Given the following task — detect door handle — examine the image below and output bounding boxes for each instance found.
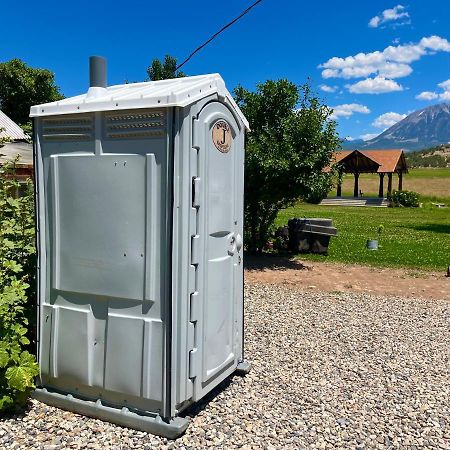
[228,234,236,256]
[228,233,242,256]
[235,233,243,252]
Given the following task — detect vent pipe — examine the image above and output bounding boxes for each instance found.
[87,56,107,98]
[90,56,107,88]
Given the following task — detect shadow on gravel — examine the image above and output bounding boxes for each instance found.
[1,400,33,420]
[179,375,235,419]
[244,253,311,272]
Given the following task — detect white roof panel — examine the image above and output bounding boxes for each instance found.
[30,74,249,130]
[0,110,29,141]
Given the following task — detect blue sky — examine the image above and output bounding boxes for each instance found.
[1,0,449,139]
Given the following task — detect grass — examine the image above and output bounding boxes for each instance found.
[276,201,450,271]
[339,167,450,203]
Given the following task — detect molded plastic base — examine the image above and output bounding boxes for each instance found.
[235,360,251,375]
[33,388,189,439]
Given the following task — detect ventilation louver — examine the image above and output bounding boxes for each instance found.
[105,111,166,139]
[42,116,94,141]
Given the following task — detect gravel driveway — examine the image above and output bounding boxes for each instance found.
[2,283,449,449]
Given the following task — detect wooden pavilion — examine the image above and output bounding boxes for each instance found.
[333,149,408,198]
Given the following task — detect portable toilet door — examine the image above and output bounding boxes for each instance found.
[31,57,250,438]
[191,101,245,401]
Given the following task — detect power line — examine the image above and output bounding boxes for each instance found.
[176,0,264,71]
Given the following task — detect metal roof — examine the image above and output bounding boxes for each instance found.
[30,74,250,130]
[0,110,29,141]
[0,141,33,166]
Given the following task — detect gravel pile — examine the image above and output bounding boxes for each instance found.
[2,283,450,449]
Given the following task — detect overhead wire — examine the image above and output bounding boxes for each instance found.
[176,0,264,71]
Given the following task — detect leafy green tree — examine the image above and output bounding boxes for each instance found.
[147,55,186,81]
[0,59,63,127]
[234,80,340,253]
[0,159,38,411]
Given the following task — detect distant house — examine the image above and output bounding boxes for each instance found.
[332,149,408,198]
[0,110,33,181]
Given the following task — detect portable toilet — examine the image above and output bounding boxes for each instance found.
[31,56,249,438]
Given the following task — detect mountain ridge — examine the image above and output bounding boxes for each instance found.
[343,103,450,151]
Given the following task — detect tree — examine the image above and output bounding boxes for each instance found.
[0,59,63,126]
[234,80,340,253]
[147,55,186,81]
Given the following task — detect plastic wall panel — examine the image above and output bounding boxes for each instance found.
[104,316,163,402]
[204,258,234,379]
[50,154,147,300]
[52,306,94,385]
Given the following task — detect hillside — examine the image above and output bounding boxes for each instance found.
[405,144,450,168]
[343,103,450,152]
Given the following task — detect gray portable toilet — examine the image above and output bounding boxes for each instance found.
[31,57,249,438]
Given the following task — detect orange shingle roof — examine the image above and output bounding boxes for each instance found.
[333,149,407,173]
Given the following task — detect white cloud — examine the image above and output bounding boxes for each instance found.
[360,133,379,141]
[417,78,450,100]
[347,76,403,94]
[369,5,410,28]
[369,16,381,28]
[319,35,450,80]
[319,84,338,93]
[420,36,450,52]
[372,112,407,129]
[438,79,450,91]
[416,91,439,100]
[330,103,371,119]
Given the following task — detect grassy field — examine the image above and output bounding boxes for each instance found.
[339,168,450,202]
[276,200,450,271]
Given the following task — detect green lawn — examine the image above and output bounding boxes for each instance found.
[404,168,450,178]
[276,202,450,271]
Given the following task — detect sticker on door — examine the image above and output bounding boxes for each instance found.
[212,120,232,153]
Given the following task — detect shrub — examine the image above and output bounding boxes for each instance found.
[388,190,420,208]
[0,159,38,412]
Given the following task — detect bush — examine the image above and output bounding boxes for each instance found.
[303,185,330,204]
[388,190,420,207]
[0,159,38,412]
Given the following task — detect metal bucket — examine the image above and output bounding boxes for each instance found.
[366,239,379,250]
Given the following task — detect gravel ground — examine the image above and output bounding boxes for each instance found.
[1,283,450,449]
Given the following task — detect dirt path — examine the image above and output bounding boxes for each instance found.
[245,255,450,300]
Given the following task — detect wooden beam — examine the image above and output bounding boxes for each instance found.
[353,173,359,198]
[378,173,385,198]
[387,173,393,195]
[337,170,342,197]
[398,171,403,191]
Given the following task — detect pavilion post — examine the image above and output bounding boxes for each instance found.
[337,170,342,197]
[378,173,385,198]
[353,172,359,197]
[387,173,393,195]
[398,172,403,190]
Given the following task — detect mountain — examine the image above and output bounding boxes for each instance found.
[343,103,450,151]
